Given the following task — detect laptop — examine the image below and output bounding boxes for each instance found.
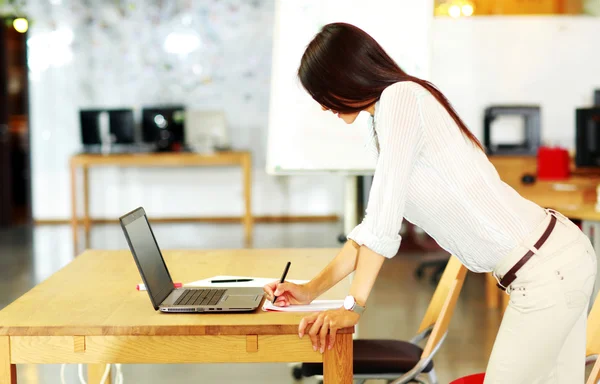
[120,207,264,313]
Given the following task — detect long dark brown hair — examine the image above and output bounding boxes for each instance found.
[298,22,483,150]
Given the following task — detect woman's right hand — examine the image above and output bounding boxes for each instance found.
[263,281,314,307]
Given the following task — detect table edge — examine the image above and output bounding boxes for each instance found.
[0,325,354,337]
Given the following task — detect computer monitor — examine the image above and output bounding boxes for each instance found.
[80,108,136,149]
[483,106,541,156]
[141,106,185,151]
[184,109,230,153]
[79,109,106,146]
[575,108,600,167]
[109,109,135,144]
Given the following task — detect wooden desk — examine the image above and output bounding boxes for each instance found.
[490,156,599,209]
[485,156,600,309]
[70,151,253,253]
[0,249,353,384]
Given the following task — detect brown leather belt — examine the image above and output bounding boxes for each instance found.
[497,214,558,291]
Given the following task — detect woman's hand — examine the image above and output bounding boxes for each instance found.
[263,281,314,307]
[298,307,360,353]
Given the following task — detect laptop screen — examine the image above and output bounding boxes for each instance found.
[120,208,174,310]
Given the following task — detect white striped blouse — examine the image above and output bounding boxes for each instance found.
[347,81,546,273]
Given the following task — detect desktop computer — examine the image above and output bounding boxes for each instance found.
[141,106,185,152]
[79,109,137,153]
[575,107,600,167]
[109,109,135,145]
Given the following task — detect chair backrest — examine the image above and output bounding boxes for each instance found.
[586,359,600,384]
[587,292,600,357]
[418,255,468,359]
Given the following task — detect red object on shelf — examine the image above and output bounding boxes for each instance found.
[537,146,570,180]
[450,373,485,384]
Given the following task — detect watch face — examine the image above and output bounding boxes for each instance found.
[343,295,354,310]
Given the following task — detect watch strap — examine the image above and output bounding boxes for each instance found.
[351,301,365,315]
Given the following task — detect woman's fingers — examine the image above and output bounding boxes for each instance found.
[299,309,354,353]
[328,326,338,350]
[308,313,325,351]
[274,282,294,296]
[263,285,274,301]
[274,296,289,307]
[298,312,319,338]
[319,315,330,353]
[264,281,280,301]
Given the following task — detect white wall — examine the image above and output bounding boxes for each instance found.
[24,0,600,221]
[431,17,600,147]
[25,0,345,220]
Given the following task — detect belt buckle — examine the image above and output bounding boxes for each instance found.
[493,271,508,292]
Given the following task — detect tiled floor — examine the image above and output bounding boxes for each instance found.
[0,222,504,383]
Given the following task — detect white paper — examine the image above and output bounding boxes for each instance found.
[262,300,344,312]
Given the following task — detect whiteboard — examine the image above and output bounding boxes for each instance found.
[266,0,432,174]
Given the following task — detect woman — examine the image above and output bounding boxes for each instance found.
[263,22,596,383]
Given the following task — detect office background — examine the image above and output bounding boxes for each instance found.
[14,0,599,223]
[1,0,600,383]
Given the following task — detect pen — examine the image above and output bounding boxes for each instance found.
[137,282,182,291]
[272,261,291,304]
[211,279,254,283]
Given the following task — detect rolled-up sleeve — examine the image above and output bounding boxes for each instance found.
[347,83,424,258]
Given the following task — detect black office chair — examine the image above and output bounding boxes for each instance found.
[294,256,468,384]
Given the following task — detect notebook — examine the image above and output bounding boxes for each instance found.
[262,300,344,312]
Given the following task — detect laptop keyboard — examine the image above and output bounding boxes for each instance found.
[174,289,226,306]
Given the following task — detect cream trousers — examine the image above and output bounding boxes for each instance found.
[485,210,597,384]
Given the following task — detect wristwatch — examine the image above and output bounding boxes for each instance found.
[343,295,365,315]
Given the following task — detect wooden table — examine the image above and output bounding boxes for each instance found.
[486,156,600,309]
[0,249,353,384]
[70,151,253,253]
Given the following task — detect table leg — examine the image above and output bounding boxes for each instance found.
[88,364,111,384]
[323,333,353,383]
[242,154,253,246]
[485,273,499,309]
[71,161,79,256]
[83,166,91,249]
[0,337,17,384]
